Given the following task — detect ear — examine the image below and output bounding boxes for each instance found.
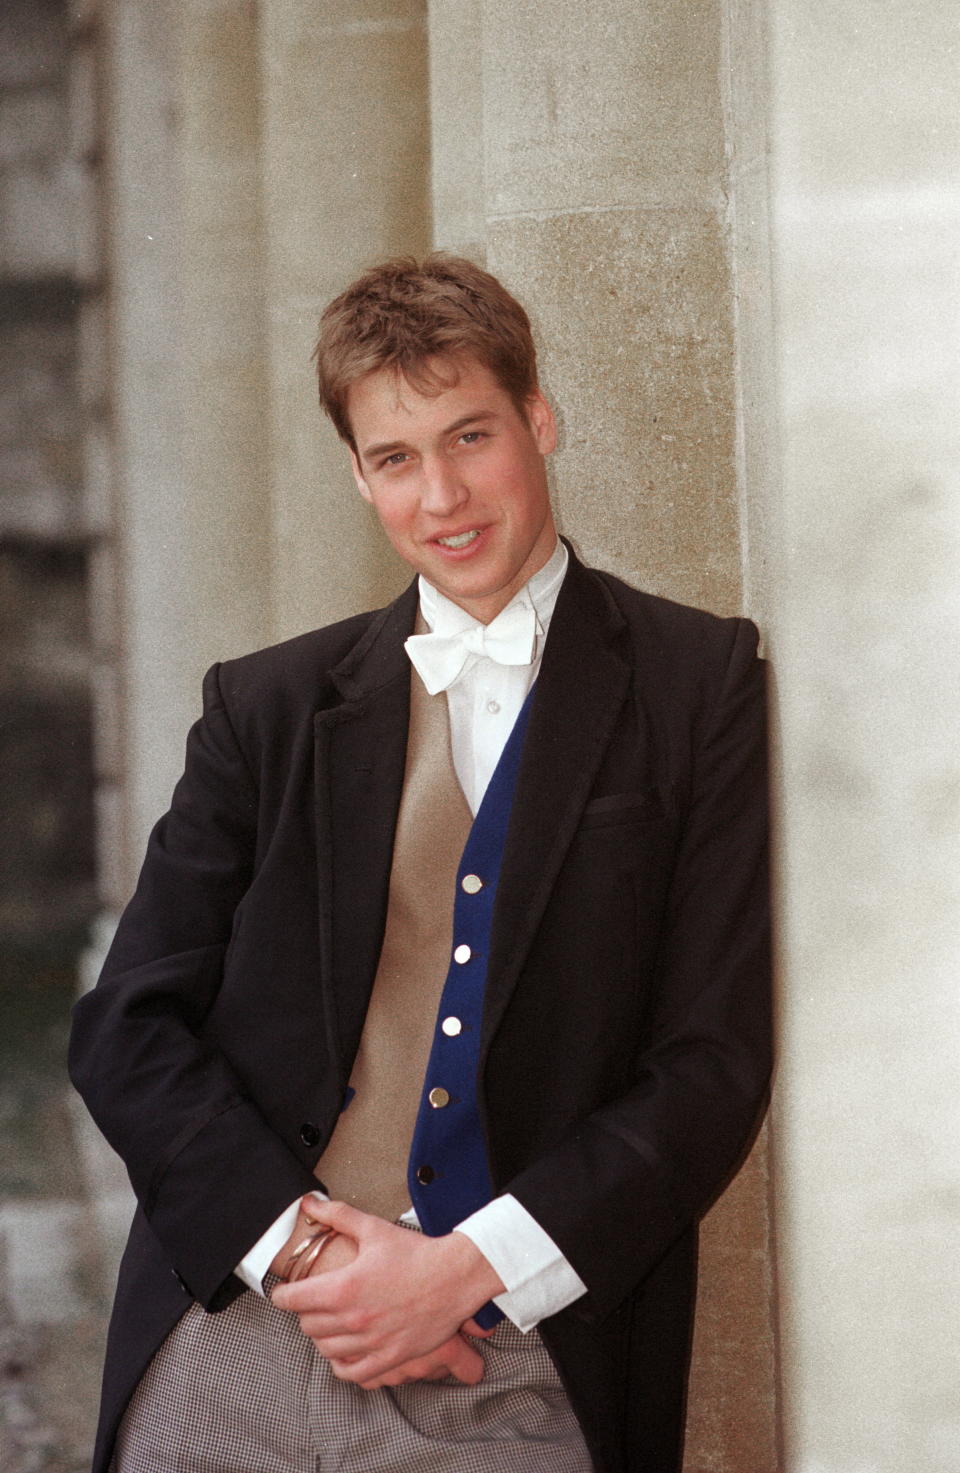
[524,387,557,456]
[349,447,373,503]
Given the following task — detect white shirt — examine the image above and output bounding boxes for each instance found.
[237,539,587,1330]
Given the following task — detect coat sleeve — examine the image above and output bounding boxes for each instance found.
[504,617,772,1323]
[69,663,318,1309]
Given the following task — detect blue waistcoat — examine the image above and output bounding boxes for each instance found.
[407,689,535,1327]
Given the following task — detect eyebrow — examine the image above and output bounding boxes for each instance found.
[360,410,498,462]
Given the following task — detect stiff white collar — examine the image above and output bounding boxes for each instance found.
[416,537,568,641]
[407,541,568,694]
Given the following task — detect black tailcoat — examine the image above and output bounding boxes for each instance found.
[70,547,771,1473]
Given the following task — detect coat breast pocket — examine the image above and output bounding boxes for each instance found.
[577,790,667,831]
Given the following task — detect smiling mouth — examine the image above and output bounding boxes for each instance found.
[436,530,481,549]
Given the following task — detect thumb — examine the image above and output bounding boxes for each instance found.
[310,1198,372,1239]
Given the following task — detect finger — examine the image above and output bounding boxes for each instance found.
[329,1353,392,1385]
[298,1192,329,1222]
[461,1317,496,1339]
[312,1199,372,1239]
[358,1364,427,1390]
[442,1337,484,1386]
[362,1338,465,1389]
[336,1345,480,1389]
[303,1331,375,1363]
[325,1339,446,1385]
[271,1267,355,1312]
[359,1360,451,1390]
[271,1278,337,1312]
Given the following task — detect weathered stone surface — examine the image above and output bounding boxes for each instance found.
[259,0,430,638]
[480,0,726,217]
[0,299,82,532]
[428,0,486,259]
[0,163,77,279]
[685,1128,778,1472]
[488,207,741,614]
[0,0,66,90]
[0,88,64,163]
[0,962,111,1472]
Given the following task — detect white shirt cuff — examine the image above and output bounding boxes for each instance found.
[455,1193,587,1332]
[234,1190,329,1294]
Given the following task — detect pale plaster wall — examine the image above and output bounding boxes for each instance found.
[767,3,960,1469]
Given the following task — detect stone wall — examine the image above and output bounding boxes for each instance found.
[0,6,117,1468]
[0,0,95,954]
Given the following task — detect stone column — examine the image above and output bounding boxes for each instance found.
[478,0,744,615]
[767,3,960,1469]
[428,0,486,261]
[175,0,272,659]
[257,0,431,640]
[456,2,779,1466]
[104,0,274,871]
[104,0,188,871]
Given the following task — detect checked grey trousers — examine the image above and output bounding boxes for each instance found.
[111,1276,595,1473]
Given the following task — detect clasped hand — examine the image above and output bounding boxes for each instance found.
[270,1200,504,1389]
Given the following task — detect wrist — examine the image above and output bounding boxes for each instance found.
[268,1198,333,1279]
[283,1226,340,1281]
[447,1229,506,1313]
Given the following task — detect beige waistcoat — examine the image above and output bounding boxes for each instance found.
[316,662,473,1221]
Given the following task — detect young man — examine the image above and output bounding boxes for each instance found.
[70,255,771,1473]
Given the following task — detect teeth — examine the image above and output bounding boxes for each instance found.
[437,530,480,549]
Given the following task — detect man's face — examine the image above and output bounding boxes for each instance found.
[347,356,557,624]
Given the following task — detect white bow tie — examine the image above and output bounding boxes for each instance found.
[405,600,539,694]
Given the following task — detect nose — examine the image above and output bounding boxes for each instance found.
[419,455,468,517]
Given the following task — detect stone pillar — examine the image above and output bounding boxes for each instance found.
[175,0,272,659]
[105,0,275,870]
[442,2,779,1466]
[73,0,127,924]
[106,0,192,867]
[767,4,960,1469]
[428,0,486,261]
[478,0,744,615]
[257,0,431,640]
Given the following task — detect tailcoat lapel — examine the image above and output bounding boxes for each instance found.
[481,551,634,1055]
[313,581,419,1085]
[311,552,638,1089]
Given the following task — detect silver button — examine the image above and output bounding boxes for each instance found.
[453,943,471,964]
[428,1086,451,1109]
[461,873,483,894]
[486,699,500,714]
[442,1016,463,1037]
